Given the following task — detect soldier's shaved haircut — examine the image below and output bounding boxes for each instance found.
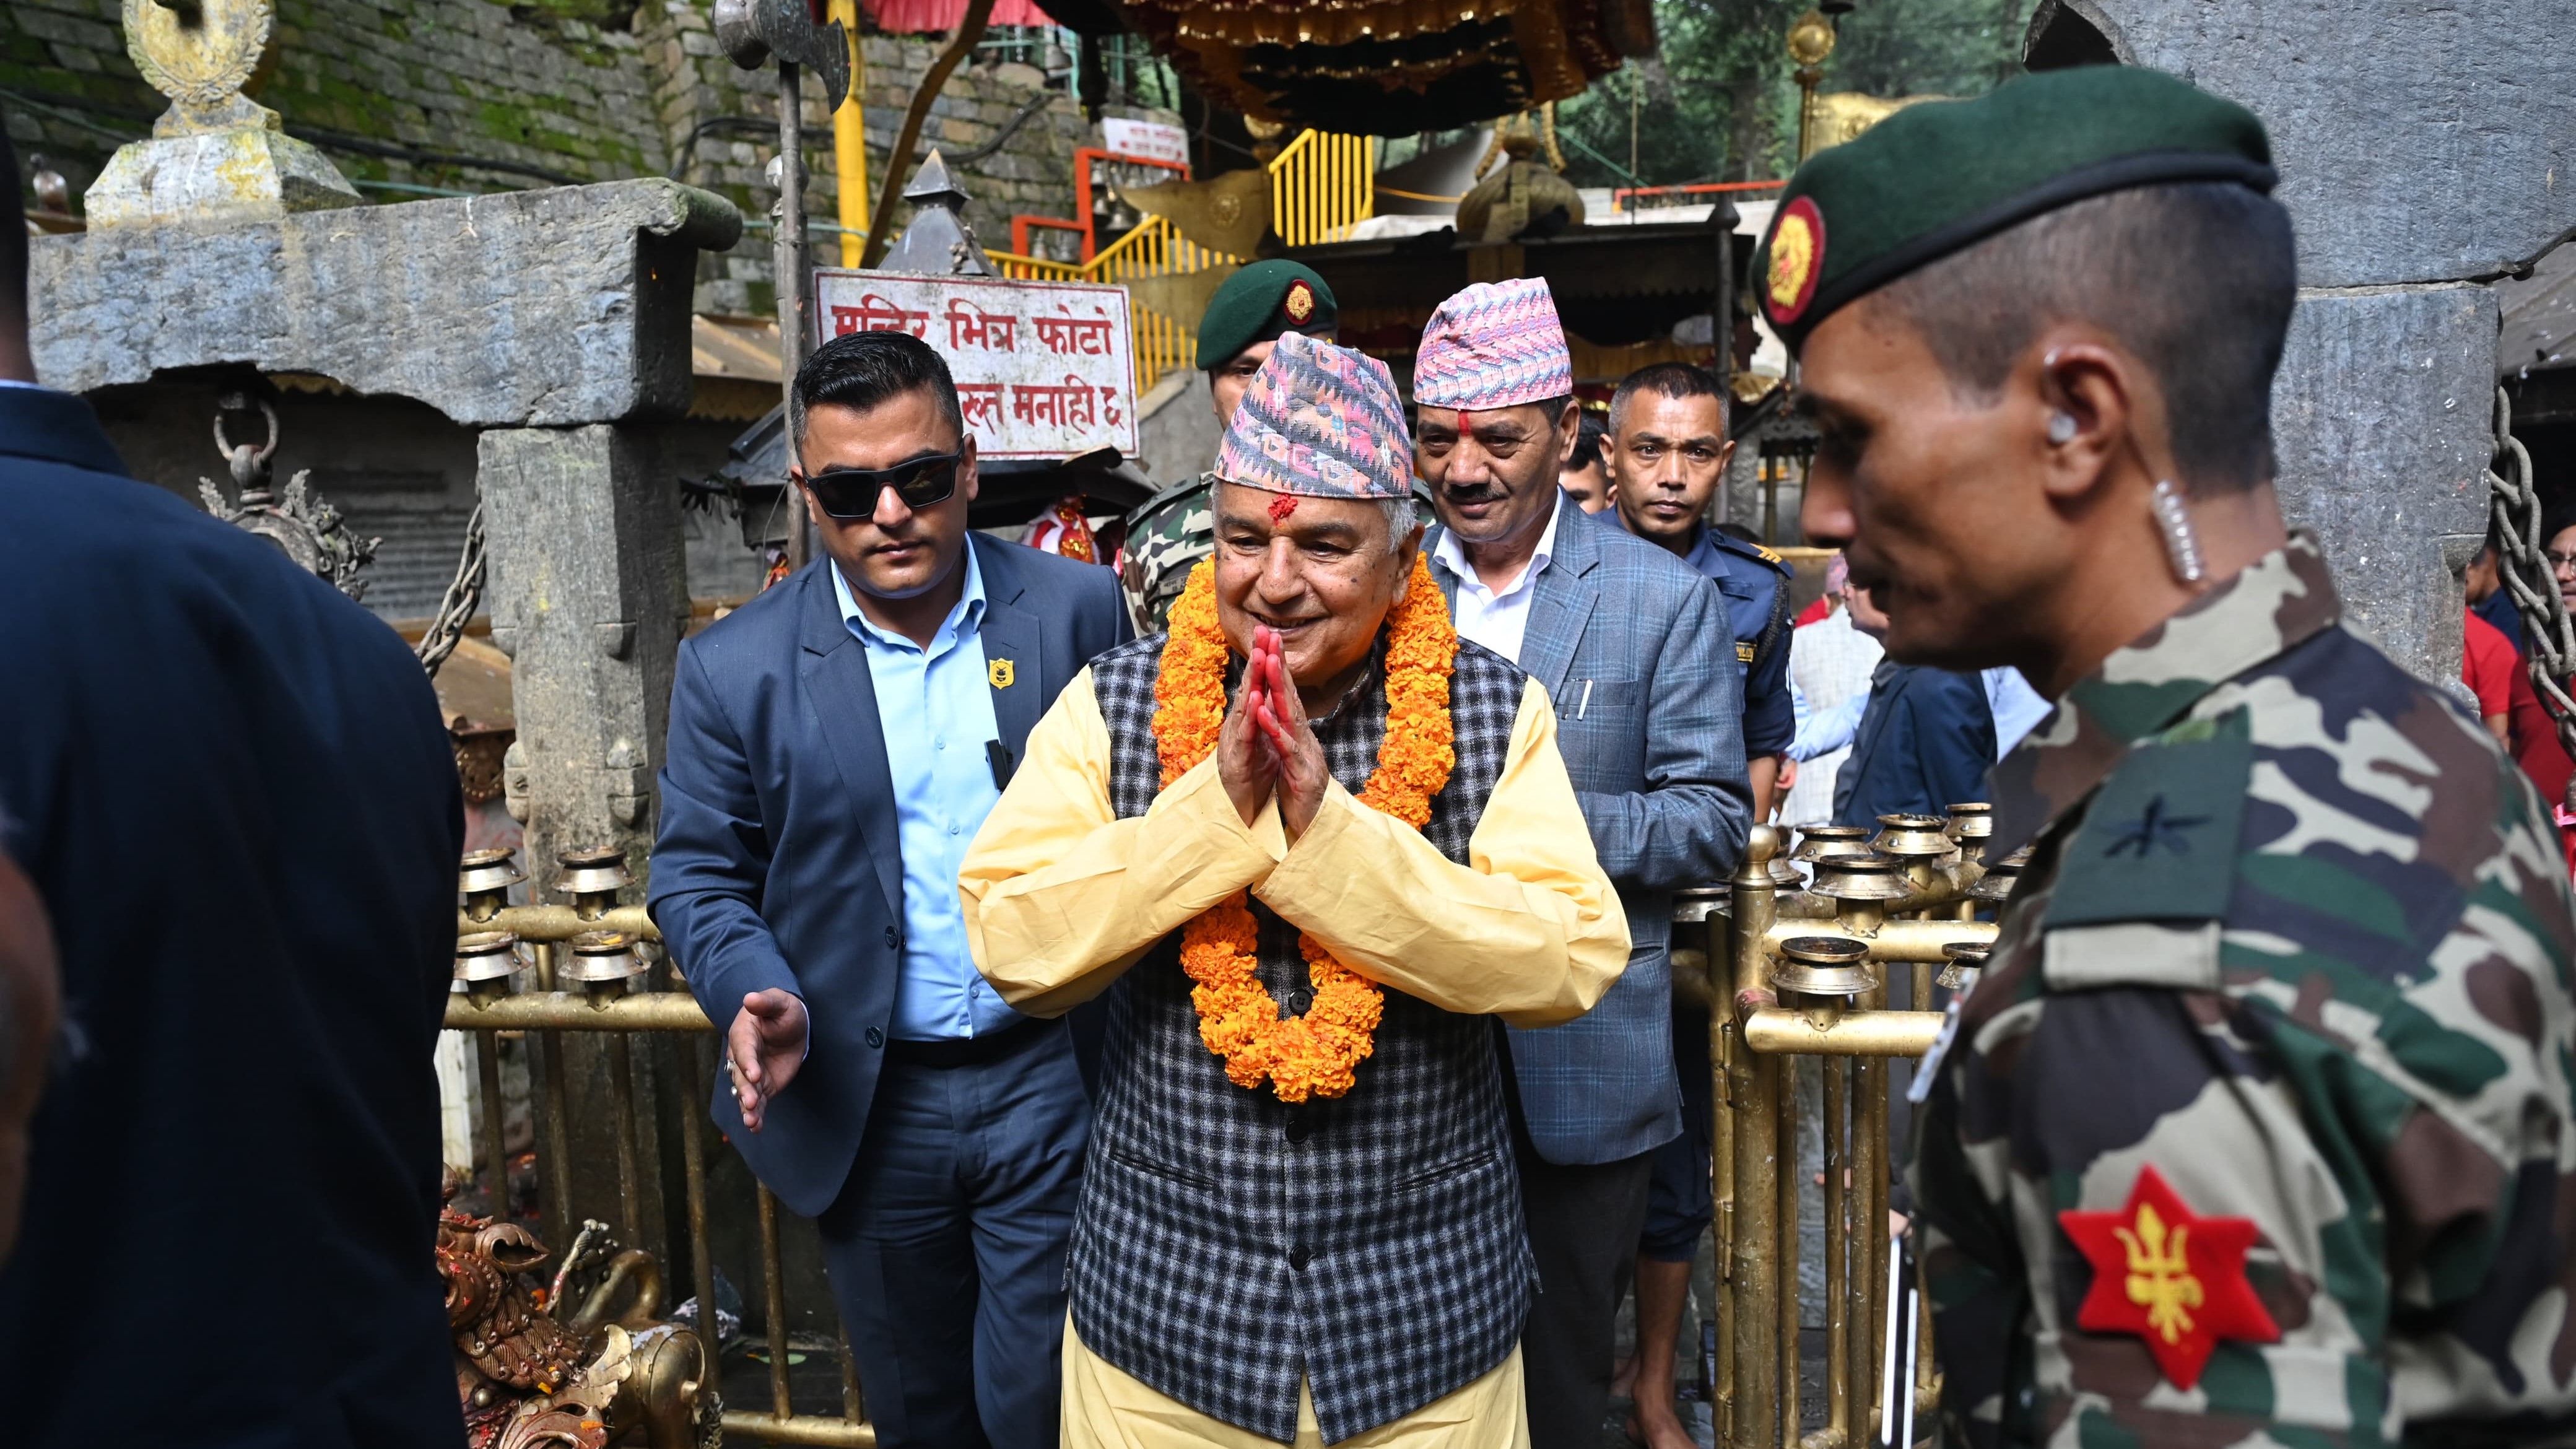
[1873,181,2295,495]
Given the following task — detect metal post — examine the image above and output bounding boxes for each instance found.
[838,1326,866,1422]
[682,1036,716,1362]
[775,59,816,575]
[1727,827,1781,1449]
[759,1181,795,1419]
[479,1029,511,1217]
[1709,910,1738,1447]
[1859,974,1889,1442]
[1777,1054,1801,1449]
[1823,1056,1850,1446]
[607,1031,643,1237]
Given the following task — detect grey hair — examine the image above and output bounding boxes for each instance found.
[1378,495,1422,551]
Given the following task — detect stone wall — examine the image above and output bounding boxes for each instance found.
[3,0,1090,316]
[2030,0,2576,685]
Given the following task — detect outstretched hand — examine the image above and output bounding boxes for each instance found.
[726,988,809,1133]
[1247,628,1330,838]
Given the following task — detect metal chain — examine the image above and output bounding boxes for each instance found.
[2484,386,2576,806]
[416,500,487,679]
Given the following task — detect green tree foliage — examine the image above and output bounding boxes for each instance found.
[1555,0,2029,190]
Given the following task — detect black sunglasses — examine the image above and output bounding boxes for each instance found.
[798,450,964,520]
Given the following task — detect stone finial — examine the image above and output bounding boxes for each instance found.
[85,0,361,228]
[879,150,993,277]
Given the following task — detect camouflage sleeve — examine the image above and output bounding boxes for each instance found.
[1917,695,2576,1447]
[1117,476,1214,637]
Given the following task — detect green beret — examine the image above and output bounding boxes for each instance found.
[1756,66,2274,353]
[1197,259,1338,370]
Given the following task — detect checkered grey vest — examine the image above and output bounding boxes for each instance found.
[1070,631,1536,1444]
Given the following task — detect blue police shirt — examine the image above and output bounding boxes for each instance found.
[1679,526,1795,757]
[832,549,1024,1041]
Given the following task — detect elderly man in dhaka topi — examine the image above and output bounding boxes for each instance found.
[959,329,1632,1449]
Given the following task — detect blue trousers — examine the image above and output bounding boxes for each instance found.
[816,1019,1088,1449]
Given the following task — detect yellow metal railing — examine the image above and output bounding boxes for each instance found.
[1269,129,1377,248]
[978,131,1377,402]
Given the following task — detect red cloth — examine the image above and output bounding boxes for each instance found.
[867,0,1056,30]
[2504,641,2576,874]
[1793,595,1833,629]
[2464,609,2517,720]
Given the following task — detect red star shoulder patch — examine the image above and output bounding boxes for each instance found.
[2058,1165,2280,1389]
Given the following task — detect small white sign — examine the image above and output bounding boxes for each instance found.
[812,270,1139,461]
[1102,118,1190,168]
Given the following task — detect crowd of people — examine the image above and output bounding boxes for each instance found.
[8,59,2576,1449]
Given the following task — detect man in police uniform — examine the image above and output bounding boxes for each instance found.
[1767,67,2576,1443]
[1116,259,1338,632]
[1606,363,1795,818]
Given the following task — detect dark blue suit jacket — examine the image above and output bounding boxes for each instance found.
[0,387,464,1447]
[651,538,1131,1217]
[1832,663,1996,829]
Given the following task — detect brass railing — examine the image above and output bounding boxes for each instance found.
[1692,808,2010,1449]
[1268,128,1377,248]
[450,849,874,1448]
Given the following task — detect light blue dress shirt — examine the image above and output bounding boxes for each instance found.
[832,548,1024,1041]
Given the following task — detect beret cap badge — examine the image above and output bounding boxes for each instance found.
[1765,196,1825,325]
[1283,279,1316,324]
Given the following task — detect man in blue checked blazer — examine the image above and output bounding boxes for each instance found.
[651,331,1129,1449]
[1414,279,1754,1449]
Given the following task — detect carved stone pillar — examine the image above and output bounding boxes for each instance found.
[480,425,691,889]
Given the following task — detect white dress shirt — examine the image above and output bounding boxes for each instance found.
[1430,493,1565,666]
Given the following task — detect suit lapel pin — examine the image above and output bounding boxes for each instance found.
[988,658,1016,689]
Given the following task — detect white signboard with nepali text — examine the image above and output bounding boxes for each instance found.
[1102,118,1190,167]
[812,270,1139,461]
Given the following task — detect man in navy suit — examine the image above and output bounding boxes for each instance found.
[651,329,1131,1448]
[1832,587,1995,828]
[0,125,466,1447]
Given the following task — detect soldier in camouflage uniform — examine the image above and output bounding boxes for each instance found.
[1118,260,1339,632]
[1759,67,2576,1444]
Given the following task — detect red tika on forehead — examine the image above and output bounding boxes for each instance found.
[1268,493,1300,523]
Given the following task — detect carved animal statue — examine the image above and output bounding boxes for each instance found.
[435,1176,719,1449]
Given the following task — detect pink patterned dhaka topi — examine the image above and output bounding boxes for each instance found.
[1412,276,1575,412]
[1213,331,1415,500]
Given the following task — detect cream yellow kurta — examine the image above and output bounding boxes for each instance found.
[956,666,1627,1447]
[959,668,1630,1025]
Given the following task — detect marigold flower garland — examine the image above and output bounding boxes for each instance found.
[1151,554,1456,1102]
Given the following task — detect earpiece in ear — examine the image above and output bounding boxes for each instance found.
[2047,412,2078,445]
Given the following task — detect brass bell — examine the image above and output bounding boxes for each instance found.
[1869,813,1954,859]
[1943,803,1993,863]
[557,846,634,920]
[1790,824,1873,864]
[1969,846,2030,903]
[458,848,526,922]
[1936,940,1989,990]
[561,929,646,991]
[1669,884,1730,925]
[1808,851,1915,903]
[1771,935,1876,998]
[454,931,530,1006]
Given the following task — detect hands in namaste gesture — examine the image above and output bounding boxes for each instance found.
[1220,625,1331,838]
